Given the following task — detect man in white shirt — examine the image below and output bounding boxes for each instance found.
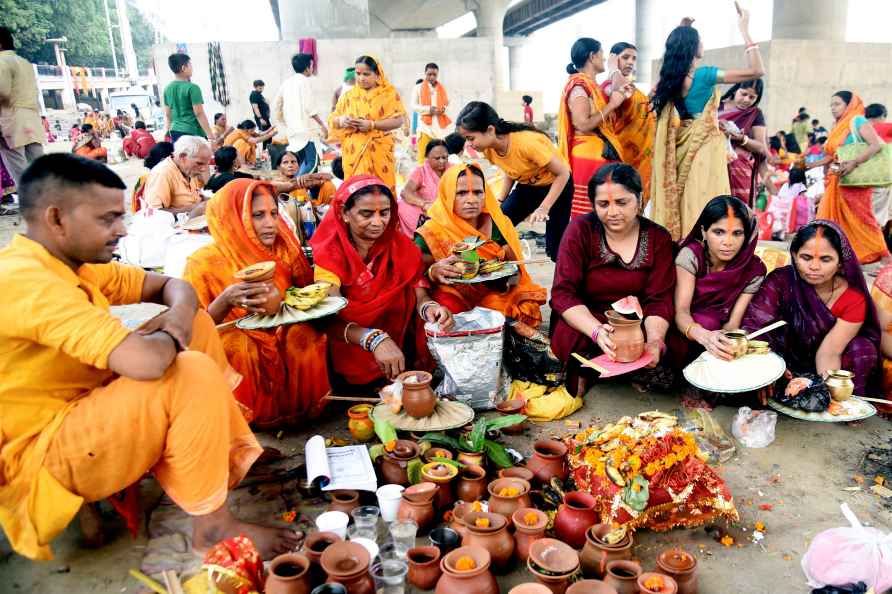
[273,53,328,175]
[0,28,45,186]
[411,63,451,164]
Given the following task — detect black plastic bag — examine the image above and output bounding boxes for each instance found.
[811,582,868,594]
[503,319,564,387]
[775,372,831,412]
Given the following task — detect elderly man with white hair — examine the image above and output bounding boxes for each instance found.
[144,135,212,217]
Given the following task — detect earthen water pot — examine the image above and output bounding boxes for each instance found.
[509,584,555,594]
[303,531,343,587]
[638,572,678,594]
[461,511,515,573]
[603,311,644,363]
[456,464,488,502]
[449,502,471,539]
[554,491,598,549]
[422,461,459,512]
[655,548,697,594]
[398,482,438,533]
[320,541,374,594]
[435,545,499,594]
[424,447,455,463]
[566,580,619,594]
[604,560,642,594]
[580,524,633,579]
[380,439,420,486]
[457,451,485,467]
[327,490,360,515]
[500,466,535,482]
[399,370,438,418]
[347,404,375,443]
[527,558,577,594]
[406,545,442,590]
[495,399,526,434]
[526,439,568,484]
[266,552,312,594]
[512,507,548,563]
[487,477,532,527]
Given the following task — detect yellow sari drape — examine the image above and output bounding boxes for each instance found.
[609,87,656,205]
[329,61,406,190]
[650,90,730,240]
[416,164,546,326]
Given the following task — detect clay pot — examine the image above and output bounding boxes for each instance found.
[303,531,343,587]
[509,585,555,594]
[235,261,276,282]
[655,548,697,594]
[554,492,598,549]
[527,557,576,594]
[435,545,499,594]
[461,511,515,573]
[529,538,580,576]
[526,440,568,484]
[347,405,375,443]
[424,447,454,463]
[422,461,459,512]
[327,490,360,515]
[456,464,488,503]
[500,466,535,482]
[320,541,374,594]
[638,572,678,594]
[429,526,462,557]
[603,311,644,363]
[495,399,526,434]
[580,524,633,579]
[457,451,485,467]
[266,552,312,594]
[398,482,438,533]
[380,439,420,486]
[512,507,548,563]
[487,478,532,527]
[399,370,438,418]
[566,580,618,594]
[407,545,442,590]
[604,560,642,594]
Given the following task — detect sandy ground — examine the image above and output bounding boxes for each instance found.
[0,155,891,593]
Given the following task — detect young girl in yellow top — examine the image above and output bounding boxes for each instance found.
[456,101,572,261]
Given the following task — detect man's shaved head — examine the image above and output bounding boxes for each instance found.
[19,154,126,222]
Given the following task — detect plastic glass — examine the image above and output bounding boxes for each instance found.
[347,524,377,542]
[315,510,349,539]
[352,506,381,530]
[376,485,405,523]
[389,520,418,558]
[370,559,408,594]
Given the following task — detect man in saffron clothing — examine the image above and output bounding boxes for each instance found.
[411,63,452,164]
[0,154,301,561]
[184,179,331,428]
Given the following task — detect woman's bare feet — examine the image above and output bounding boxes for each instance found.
[192,505,304,560]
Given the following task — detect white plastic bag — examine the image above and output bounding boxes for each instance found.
[802,503,892,592]
[118,208,176,268]
[731,406,777,448]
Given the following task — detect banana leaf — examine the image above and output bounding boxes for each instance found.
[368,443,386,462]
[421,433,463,450]
[483,439,513,468]
[431,456,464,469]
[467,419,488,453]
[374,417,397,450]
[484,414,527,432]
[407,459,423,484]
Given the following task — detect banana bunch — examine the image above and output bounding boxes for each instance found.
[478,259,505,275]
[284,282,330,310]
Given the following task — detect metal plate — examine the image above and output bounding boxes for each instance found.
[767,396,877,423]
[451,262,519,284]
[236,296,347,330]
[683,351,787,394]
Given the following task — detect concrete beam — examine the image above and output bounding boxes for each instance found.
[474,0,508,92]
[772,0,848,42]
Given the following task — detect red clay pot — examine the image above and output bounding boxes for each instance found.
[554,491,598,549]
[320,541,374,594]
[407,545,442,590]
[604,560,642,594]
[380,439,420,486]
[566,580,619,594]
[327,490,360,515]
[526,439,568,484]
[398,482,438,534]
[265,552,311,594]
[487,477,532,527]
[302,531,342,587]
[456,464,488,502]
[435,545,499,594]
[461,511,515,574]
[399,370,437,418]
[655,548,697,594]
[579,524,633,579]
[499,466,535,482]
[512,507,548,563]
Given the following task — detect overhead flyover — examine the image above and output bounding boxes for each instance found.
[502,0,607,36]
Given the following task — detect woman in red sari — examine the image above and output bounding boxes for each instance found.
[718,80,769,205]
[311,175,453,387]
[557,37,625,219]
[551,163,676,395]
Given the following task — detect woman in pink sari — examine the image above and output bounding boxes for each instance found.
[718,80,769,205]
[397,139,449,236]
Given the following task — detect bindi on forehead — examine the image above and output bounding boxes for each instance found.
[725,204,735,234]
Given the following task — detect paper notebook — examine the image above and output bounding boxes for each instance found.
[305,434,378,492]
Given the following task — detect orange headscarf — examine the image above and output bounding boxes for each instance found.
[420,82,451,129]
[824,93,865,156]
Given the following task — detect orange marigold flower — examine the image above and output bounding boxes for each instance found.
[575,432,587,442]
[664,453,678,468]
[523,512,540,526]
[471,501,483,512]
[498,487,520,497]
[455,556,477,571]
[645,462,660,476]
[474,517,491,528]
[628,455,642,471]
[754,521,766,532]
[281,510,297,523]
[720,535,734,547]
[384,440,396,452]
[643,575,665,590]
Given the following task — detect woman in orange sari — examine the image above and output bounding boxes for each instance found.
[329,56,406,190]
[183,178,330,428]
[224,120,277,167]
[416,163,546,326]
[868,263,892,415]
[815,91,889,264]
[558,38,625,219]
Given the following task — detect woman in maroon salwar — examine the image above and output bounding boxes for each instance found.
[550,163,676,395]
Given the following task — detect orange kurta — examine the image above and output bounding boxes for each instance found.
[183,179,330,428]
[0,234,258,560]
[328,60,406,190]
[225,129,256,166]
[416,164,546,326]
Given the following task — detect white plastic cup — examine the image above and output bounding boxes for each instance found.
[350,537,380,560]
[376,484,405,522]
[315,510,349,538]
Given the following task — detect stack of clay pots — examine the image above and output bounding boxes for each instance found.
[527,538,580,594]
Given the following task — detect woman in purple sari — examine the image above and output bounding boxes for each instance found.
[718,80,769,205]
[675,196,766,363]
[742,220,880,395]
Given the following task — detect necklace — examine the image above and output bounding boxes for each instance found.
[818,277,837,307]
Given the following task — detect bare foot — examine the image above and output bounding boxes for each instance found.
[78,503,105,548]
[192,506,304,560]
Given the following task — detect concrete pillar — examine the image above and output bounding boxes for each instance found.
[116,0,140,80]
[278,0,370,40]
[474,0,508,92]
[772,0,847,41]
[505,36,525,90]
[635,0,661,87]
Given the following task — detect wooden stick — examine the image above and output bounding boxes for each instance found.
[854,396,891,405]
[128,569,167,594]
[571,352,609,375]
[322,395,382,403]
[504,257,551,266]
[216,318,247,332]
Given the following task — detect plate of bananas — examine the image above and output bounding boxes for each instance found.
[236,283,346,330]
[451,260,519,284]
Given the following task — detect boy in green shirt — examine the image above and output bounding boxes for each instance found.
[163,53,215,144]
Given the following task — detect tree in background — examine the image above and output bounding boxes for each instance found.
[1,0,159,72]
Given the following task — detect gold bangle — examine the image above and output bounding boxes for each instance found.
[343,321,357,344]
[684,322,700,340]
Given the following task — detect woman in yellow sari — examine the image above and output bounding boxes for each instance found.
[183,178,330,428]
[329,56,406,189]
[557,38,625,219]
[224,120,277,167]
[649,11,765,239]
[416,163,546,326]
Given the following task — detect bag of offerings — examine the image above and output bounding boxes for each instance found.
[425,307,507,410]
[566,411,738,532]
[774,372,831,412]
[504,319,564,388]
